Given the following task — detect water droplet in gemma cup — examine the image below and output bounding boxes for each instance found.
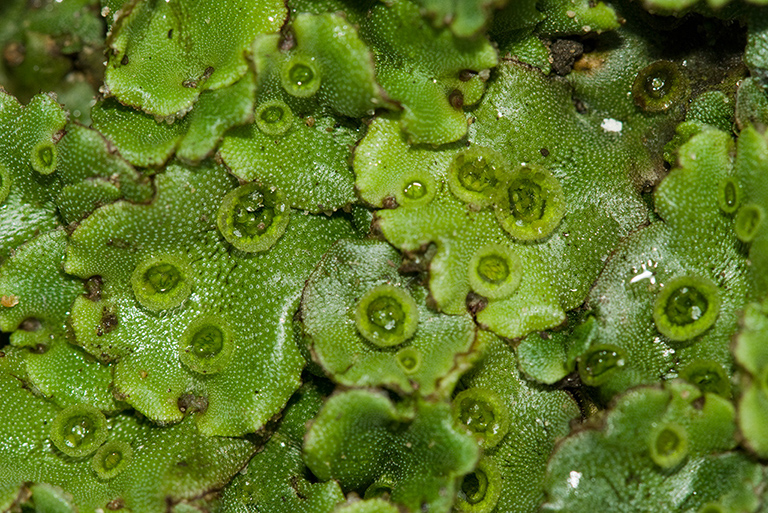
[447,146,508,208]
[50,404,108,457]
[653,275,720,342]
[452,388,509,449]
[403,181,426,199]
[355,284,419,348]
[255,99,294,136]
[92,440,132,480]
[280,54,321,98]
[578,345,625,386]
[179,316,234,375]
[494,165,566,241]
[632,60,689,112]
[398,173,437,207]
[130,255,193,312]
[217,183,290,253]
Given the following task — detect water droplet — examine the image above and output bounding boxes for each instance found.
[632,61,688,112]
[191,326,224,358]
[580,346,624,385]
[217,183,290,253]
[447,147,508,208]
[50,404,108,457]
[280,55,321,98]
[179,316,234,375]
[144,263,180,293]
[653,275,720,341]
[495,165,565,241]
[403,181,426,199]
[452,388,509,448]
[355,285,419,348]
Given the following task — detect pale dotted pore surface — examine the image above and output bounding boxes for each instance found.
[543,382,759,513]
[219,383,345,512]
[365,60,648,339]
[65,161,355,436]
[456,333,580,513]
[585,130,749,401]
[0,230,117,411]
[0,92,66,263]
[304,389,479,513]
[302,239,477,396]
[0,349,254,512]
[105,0,286,117]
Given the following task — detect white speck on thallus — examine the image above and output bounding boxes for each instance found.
[601,118,623,133]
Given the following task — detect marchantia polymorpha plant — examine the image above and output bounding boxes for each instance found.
[0,0,767,511]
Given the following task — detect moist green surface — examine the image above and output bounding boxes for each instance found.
[0,0,766,512]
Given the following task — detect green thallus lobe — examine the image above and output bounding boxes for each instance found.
[698,504,727,513]
[3,1,766,510]
[578,345,625,386]
[0,163,10,204]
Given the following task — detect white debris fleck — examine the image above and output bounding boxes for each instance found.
[629,260,657,285]
[630,269,654,284]
[601,118,623,133]
[568,471,582,488]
